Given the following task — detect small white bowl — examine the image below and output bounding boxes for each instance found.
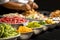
[32,26,43,35]
[11,24,23,29]
[33,28,43,35]
[19,32,33,39]
[0,34,20,40]
[23,20,29,26]
[56,22,60,27]
[41,25,48,31]
[45,23,57,29]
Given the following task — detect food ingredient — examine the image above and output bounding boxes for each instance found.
[0,23,18,38]
[38,20,46,25]
[22,9,46,20]
[45,19,55,24]
[3,13,25,18]
[17,26,32,33]
[50,10,60,18]
[0,17,27,24]
[26,21,41,28]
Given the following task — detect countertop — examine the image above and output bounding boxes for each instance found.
[17,27,60,40]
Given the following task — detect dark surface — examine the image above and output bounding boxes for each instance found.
[0,25,59,40]
[0,6,24,15]
[17,27,60,40]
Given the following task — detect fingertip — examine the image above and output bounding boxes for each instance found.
[25,4,31,10]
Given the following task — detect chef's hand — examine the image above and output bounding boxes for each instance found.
[2,2,31,10]
[2,2,38,11]
[28,2,38,9]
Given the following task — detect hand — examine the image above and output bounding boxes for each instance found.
[2,2,38,11]
[2,2,31,10]
[28,2,38,9]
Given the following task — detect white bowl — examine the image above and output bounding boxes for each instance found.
[45,23,57,29]
[33,28,43,35]
[56,22,60,27]
[32,26,43,35]
[19,32,33,39]
[41,25,48,31]
[11,24,23,29]
[0,34,20,40]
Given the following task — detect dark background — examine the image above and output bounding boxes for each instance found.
[29,27,60,40]
[35,0,60,11]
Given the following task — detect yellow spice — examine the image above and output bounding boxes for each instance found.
[17,26,32,33]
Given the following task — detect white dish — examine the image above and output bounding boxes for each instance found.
[19,32,33,39]
[0,34,20,40]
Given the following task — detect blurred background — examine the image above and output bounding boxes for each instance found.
[0,0,60,15]
[35,0,60,11]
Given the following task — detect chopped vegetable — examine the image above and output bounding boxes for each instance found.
[50,10,60,18]
[45,19,55,24]
[38,20,46,25]
[17,26,32,33]
[0,17,27,24]
[26,21,41,28]
[0,23,18,38]
[3,13,25,18]
[22,9,47,20]
[0,24,4,37]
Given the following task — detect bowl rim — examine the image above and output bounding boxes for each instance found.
[20,31,33,34]
[0,22,28,25]
[0,34,20,39]
[44,23,58,25]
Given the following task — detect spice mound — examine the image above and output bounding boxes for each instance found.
[17,26,33,33]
